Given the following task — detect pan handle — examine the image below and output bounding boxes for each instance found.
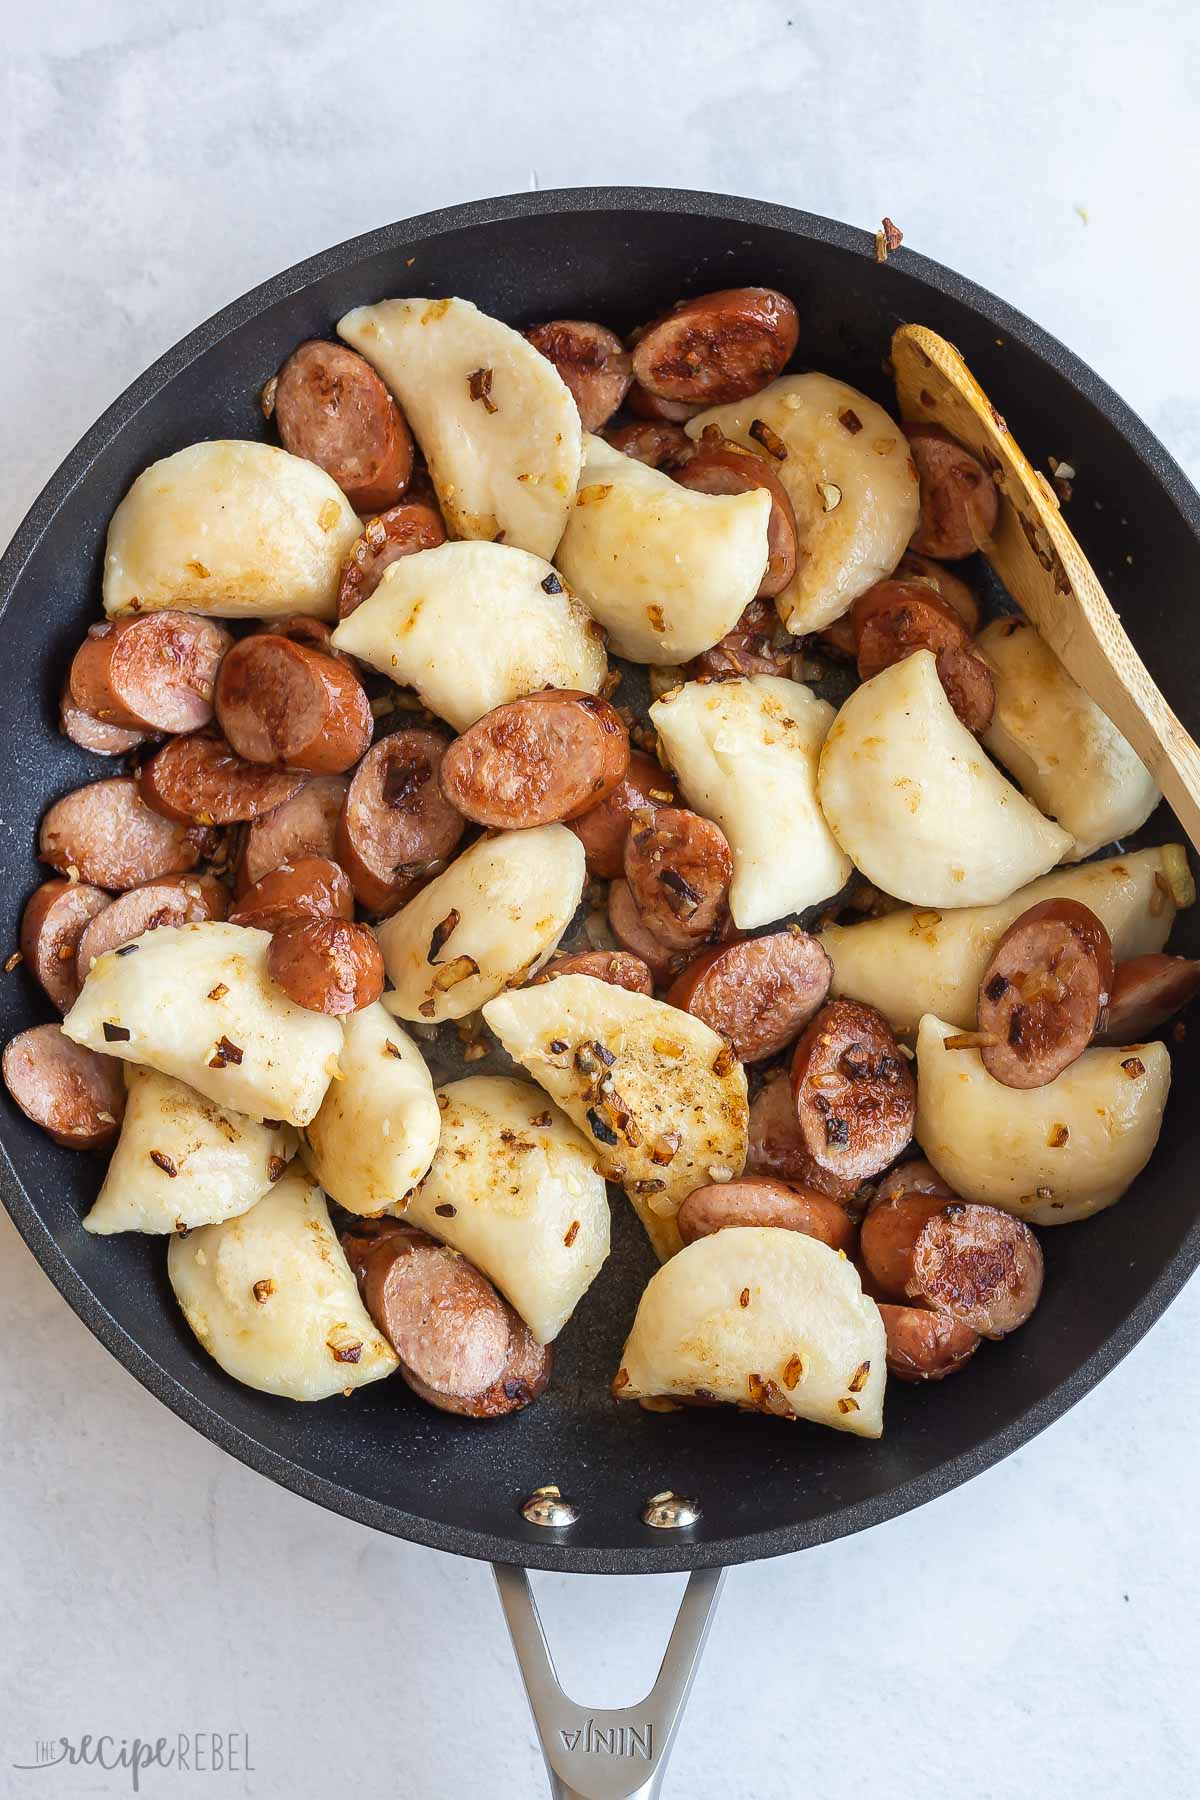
[493,1562,726,1800]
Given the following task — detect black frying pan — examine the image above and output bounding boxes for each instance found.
[3,189,1199,1798]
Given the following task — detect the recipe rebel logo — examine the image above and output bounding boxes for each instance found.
[12,1733,254,1790]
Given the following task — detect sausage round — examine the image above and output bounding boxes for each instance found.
[20,879,111,1011]
[790,998,916,1181]
[602,421,694,470]
[69,613,232,734]
[859,1193,954,1300]
[1100,954,1200,1042]
[336,728,465,916]
[744,1074,866,1206]
[40,778,204,889]
[439,690,630,830]
[238,774,349,892]
[403,1303,552,1417]
[689,597,797,679]
[908,1202,1044,1338]
[569,749,677,879]
[249,613,358,667]
[673,430,799,597]
[531,950,654,995]
[895,551,981,632]
[2,1024,124,1149]
[137,732,310,825]
[228,856,354,933]
[626,383,703,424]
[337,502,446,619]
[872,1157,954,1208]
[666,930,832,1061]
[877,1303,981,1382]
[213,636,372,774]
[524,320,632,432]
[605,879,682,985]
[273,339,413,514]
[343,1222,509,1392]
[59,681,148,756]
[676,1177,856,1254]
[632,287,799,405]
[976,898,1114,1088]
[266,917,384,1015]
[623,806,732,950]
[76,874,228,976]
[932,643,996,735]
[852,579,995,732]
[905,424,999,560]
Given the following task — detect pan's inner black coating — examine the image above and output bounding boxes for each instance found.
[2,192,1199,1574]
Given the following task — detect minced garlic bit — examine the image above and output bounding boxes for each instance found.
[1047,1122,1070,1149]
[817,481,842,512]
[252,1278,276,1303]
[330,1340,363,1364]
[207,982,229,1002]
[848,1360,871,1393]
[1121,1056,1146,1079]
[837,1396,860,1414]
[563,1220,580,1248]
[739,1287,750,1309]
[874,216,904,262]
[782,1354,804,1390]
[259,375,278,419]
[748,418,788,460]
[149,1150,178,1178]
[3,951,21,973]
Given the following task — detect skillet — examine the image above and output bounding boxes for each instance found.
[3,188,1200,1797]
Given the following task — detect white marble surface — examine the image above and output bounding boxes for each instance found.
[3,4,1200,1795]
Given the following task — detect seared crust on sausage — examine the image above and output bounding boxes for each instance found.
[632,287,799,405]
[666,930,832,1061]
[977,898,1114,1088]
[337,503,446,619]
[570,749,677,880]
[69,613,232,734]
[623,807,732,950]
[878,1303,981,1382]
[790,998,916,1181]
[3,1024,125,1149]
[531,950,654,995]
[905,424,999,560]
[214,635,372,774]
[266,917,385,1015]
[337,729,465,916]
[137,732,310,825]
[76,874,228,975]
[674,430,799,597]
[907,1203,1044,1338]
[273,339,414,514]
[440,690,629,830]
[228,857,354,933]
[524,320,632,432]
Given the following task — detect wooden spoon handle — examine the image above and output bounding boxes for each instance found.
[891,324,1200,853]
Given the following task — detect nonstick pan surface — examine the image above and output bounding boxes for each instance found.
[2,188,1199,1575]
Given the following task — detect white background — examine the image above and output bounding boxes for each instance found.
[3,3,1199,1795]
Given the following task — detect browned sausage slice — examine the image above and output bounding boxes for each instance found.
[76,874,229,974]
[238,775,349,892]
[623,807,732,950]
[626,383,703,424]
[676,1177,856,1253]
[878,1303,981,1382]
[933,643,996,735]
[872,1157,954,1207]
[439,691,629,830]
[40,779,204,889]
[632,288,800,405]
[137,732,310,825]
[20,880,111,1011]
[337,503,446,619]
[673,429,799,597]
[337,729,465,916]
[2,1024,124,1149]
[790,998,916,1181]
[895,551,981,631]
[343,1222,508,1390]
[228,857,354,933]
[602,421,693,470]
[69,613,232,733]
[403,1303,552,1418]
[531,951,654,995]
[812,613,859,663]
[249,613,358,667]
[605,879,682,986]
[272,339,413,514]
[569,750,677,879]
[905,425,1000,560]
[907,1202,1044,1338]
[976,898,1113,1088]
[213,636,372,774]
[266,918,384,1014]
[524,321,632,432]
[688,598,798,679]
[1099,954,1200,1042]
[59,683,148,756]
[744,1074,866,1206]
[859,1193,954,1300]
[852,579,995,732]
[666,930,832,1061]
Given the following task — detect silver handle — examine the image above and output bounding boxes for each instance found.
[494,1563,726,1800]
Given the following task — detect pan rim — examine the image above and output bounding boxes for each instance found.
[3,185,1200,1575]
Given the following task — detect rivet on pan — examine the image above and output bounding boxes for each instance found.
[521,1485,579,1529]
[641,1490,701,1530]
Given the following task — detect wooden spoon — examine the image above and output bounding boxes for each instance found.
[891,323,1200,852]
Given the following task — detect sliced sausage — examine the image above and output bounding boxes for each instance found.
[689,597,797,679]
[606,879,682,986]
[1099,954,1200,1043]
[623,806,732,950]
[632,288,799,405]
[569,749,677,879]
[40,778,204,889]
[249,613,358,667]
[812,613,859,663]
[439,690,629,830]
[531,950,654,995]
[19,880,111,1011]
[859,1193,953,1300]
[76,873,228,975]
[932,642,996,735]
[745,1074,867,1206]
[228,857,353,933]
[273,339,413,514]
[524,320,632,432]
[852,578,995,732]
[872,1157,954,1208]
[905,424,1000,561]
[790,998,916,1181]
[976,898,1114,1089]
[69,613,232,734]
[337,503,446,619]
[908,1202,1044,1338]
[266,917,384,1015]
[666,930,832,1062]
[602,421,694,470]
[626,383,703,424]
[878,1303,981,1382]
[337,728,465,916]
[895,551,981,632]
[137,732,309,825]
[673,429,799,597]
[676,1177,856,1253]
[213,636,372,774]
[403,1305,552,1418]
[238,775,348,892]
[59,681,148,756]
[2,1024,124,1149]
